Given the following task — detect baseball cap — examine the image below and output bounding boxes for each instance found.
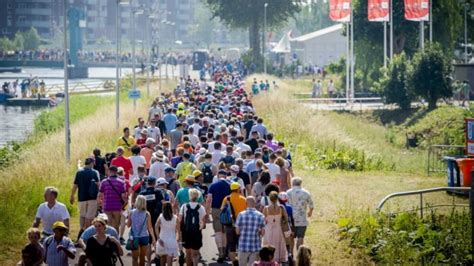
[199,148,207,155]
[164,167,176,173]
[230,182,240,191]
[141,128,148,134]
[218,169,228,176]
[185,175,196,183]
[157,177,168,186]
[278,192,289,202]
[52,221,68,231]
[192,170,202,178]
[230,165,239,172]
[97,213,108,221]
[147,176,157,184]
[145,138,155,145]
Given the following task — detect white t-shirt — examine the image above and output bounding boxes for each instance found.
[188,134,199,147]
[265,163,280,182]
[191,124,202,136]
[35,202,70,235]
[147,126,161,142]
[134,126,146,140]
[211,150,224,165]
[129,155,146,178]
[149,161,171,179]
[236,142,251,154]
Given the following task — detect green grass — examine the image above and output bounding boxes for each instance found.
[0,76,171,264]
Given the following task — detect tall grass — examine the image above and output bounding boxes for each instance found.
[0,79,169,263]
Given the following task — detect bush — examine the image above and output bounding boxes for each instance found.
[408,43,453,110]
[338,210,471,264]
[377,53,413,110]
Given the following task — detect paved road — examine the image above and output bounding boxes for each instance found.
[71,219,227,266]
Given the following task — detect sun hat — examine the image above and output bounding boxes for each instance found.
[185,175,196,183]
[52,221,68,231]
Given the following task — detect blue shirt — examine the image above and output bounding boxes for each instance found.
[162,113,177,134]
[235,208,265,252]
[208,179,231,209]
[80,225,119,241]
[44,236,76,266]
[175,187,204,207]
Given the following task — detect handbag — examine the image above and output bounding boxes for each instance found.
[219,197,235,226]
[126,214,147,251]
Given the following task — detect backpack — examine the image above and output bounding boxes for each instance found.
[201,163,213,184]
[183,204,201,232]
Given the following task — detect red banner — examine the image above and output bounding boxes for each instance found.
[329,0,352,22]
[368,0,389,22]
[404,0,429,21]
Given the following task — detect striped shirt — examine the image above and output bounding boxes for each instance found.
[99,176,125,212]
[235,208,265,252]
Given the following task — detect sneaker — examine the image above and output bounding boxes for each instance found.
[217,257,225,263]
[120,237,126,245]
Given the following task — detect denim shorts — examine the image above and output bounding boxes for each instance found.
[136,236,150,246]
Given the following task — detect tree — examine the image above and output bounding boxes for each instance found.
[408,44,452,110]
[352,0,462,91]
[378,53,413,110]
[13,32,24,51]
[204,0,301,67]
[22,27,41,50]
[0,37,14,51]
[292,1,334,35]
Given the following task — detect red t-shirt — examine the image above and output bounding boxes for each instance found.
[111,156,133,180]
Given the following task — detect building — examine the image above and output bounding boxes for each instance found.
[155,0,196,46]
[290,24,346,66]
[0,0,66,38]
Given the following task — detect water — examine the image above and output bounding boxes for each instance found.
[0,105,42,147]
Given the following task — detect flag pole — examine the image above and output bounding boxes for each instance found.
[350,6,355,102]
[384,21,387,68]
[346,21,350,104]
[429,0,432,42]
[389,0,393,60]
[420,21,425,51]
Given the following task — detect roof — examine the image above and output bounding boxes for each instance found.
[291,24,344,42]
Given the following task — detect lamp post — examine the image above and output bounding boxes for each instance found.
[116,0,129,129]
[131,9,144,111]
[263,2,268,74]
[63,0,70,162]
[464,3,470,63]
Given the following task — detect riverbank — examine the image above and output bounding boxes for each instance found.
[0,78,173,264]
[249,75,466,264]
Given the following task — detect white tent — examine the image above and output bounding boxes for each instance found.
[272,31,292,54]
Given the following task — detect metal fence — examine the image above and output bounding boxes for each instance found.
[376,187,470,218]
[427,144,465,176]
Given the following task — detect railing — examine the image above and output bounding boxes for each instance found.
[376,187,470,218]
[293,95,384,111]
[45,80,116,95]
[427,144,465,176]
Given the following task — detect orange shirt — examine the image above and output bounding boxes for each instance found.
[221,192,247,218]
[140,147,154,169]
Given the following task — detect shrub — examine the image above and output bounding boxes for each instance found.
[377,53,413,110]
[338,210,472,264]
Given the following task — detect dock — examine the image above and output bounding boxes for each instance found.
[6,98,54,107]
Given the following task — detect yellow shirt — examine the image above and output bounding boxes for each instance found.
[117,136,135,157]
[221,192,247,217]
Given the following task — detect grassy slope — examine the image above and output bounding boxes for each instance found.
[249,75,463,264]
[0,80,173,264]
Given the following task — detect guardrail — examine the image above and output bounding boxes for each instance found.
[376,186,470,218]
[294,96,384,111]
[427,144,465,176]
[45,80,116,95]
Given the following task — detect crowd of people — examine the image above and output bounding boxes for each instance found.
[2,77,47,98]
[20,61,315,266]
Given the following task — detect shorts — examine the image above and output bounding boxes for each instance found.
[294,226,307,238]
[79,200,98,219]
[225,226,238,252]
[238,251,258,266]
[211,208,223,232]
[182,230,202,250]
[136,236,150,246]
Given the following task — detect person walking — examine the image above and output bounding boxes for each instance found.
[33,187,70,242]
[179,189,206,266]
[98,166,126,233]
[221,182,247,263]
[70,157,100,241]
[235,196,265,266]
[155,202,179,266]
[275,157,291,192]
[262,191,290,265]
[85,217,123,266]
[117,127,135,157]
[286,177,314,250]
[127,195,157,266]
[43,222,76,266]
